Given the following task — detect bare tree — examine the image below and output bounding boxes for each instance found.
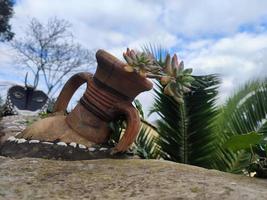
[11,17,95,96]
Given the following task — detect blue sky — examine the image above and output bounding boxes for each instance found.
[1,0,267,118]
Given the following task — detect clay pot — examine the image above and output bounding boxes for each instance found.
[17,49,153,153]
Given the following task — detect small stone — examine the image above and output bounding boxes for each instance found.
[88,147,96,152]
[78,144,87,149]
[57,142,67,146]
[69,142,77,148]
[29,140,40,144]
[42,142,53,145]
[17,138,27,144]
[99,147,108,151]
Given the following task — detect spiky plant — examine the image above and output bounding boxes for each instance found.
[133,99,159,159]
[150,75,222,168]
[214,78,267,173]
[123,48,161,76]
[160,54,194,103]
[123,48,194,104]
[131,45,267,174]
[122,47,222,168]
[134,125,159,159]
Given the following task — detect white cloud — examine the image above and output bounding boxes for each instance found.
[13,0,164,50]
[180,32,267,103]
[12,0,267,50]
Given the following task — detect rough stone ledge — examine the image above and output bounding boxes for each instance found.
[0,156,267,200]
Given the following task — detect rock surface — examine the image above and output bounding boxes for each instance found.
[0,157,267,200]
[0,115,40,144]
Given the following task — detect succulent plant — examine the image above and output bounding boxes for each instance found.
[160,53,194,103]
[123,48,194,104]
[123,48,161,76]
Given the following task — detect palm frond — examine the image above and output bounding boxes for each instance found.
[142,43,168,67]
[216,78,267,172]
[134,124,159,159]
[221,79,267,134]
[151,75,222,168]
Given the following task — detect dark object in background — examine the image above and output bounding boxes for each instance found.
[1,74,49,116]
[3,85,49,115]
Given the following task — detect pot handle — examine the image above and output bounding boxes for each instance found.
[53,72,93,112]
[112,102,141,153]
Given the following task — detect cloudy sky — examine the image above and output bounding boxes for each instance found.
[1,0,267,119]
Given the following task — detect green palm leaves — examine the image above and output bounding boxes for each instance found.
[215,78,267,173]
[151,75,221,168]
[121,47,267,174]
[220,79,267,136]
[151,73,267,172]
[122,47,220,168]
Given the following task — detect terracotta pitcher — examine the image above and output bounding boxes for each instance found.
[16,49,153,153]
